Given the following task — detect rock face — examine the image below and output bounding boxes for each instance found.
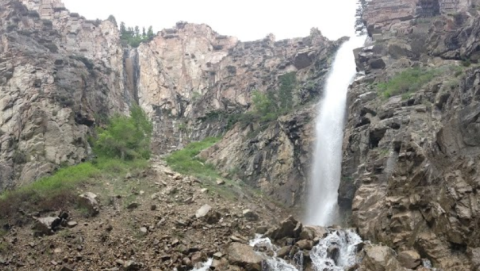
[0,0,335,196]
[339,0,480,269]
[0,0,130,190]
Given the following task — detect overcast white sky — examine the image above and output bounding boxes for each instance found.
[62,0,359,41]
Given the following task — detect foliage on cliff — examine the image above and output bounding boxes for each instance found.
[93,105,153,160]
[246,72,297,122]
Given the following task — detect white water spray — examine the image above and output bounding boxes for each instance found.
[304,0,366,226]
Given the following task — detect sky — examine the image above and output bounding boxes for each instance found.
[62,0,359,41]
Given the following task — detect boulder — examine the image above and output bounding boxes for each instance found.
[327,245,340,265]
[266,216,302,240]
[227,242,264,271]
[277,246,292,258]
[296,240,313,250]
[195,204,212,218]
[243,209,259,221]
[397,250,421,269]
[33,216,61,235]
[299,225,327,240]
[78,192,99,216]
[359,245,405,271]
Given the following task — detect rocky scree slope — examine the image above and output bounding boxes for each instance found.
[339,0,480,269]
[0,158,293,270]
[0,0,337,210]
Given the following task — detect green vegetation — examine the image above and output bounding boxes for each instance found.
[120,22,155,47]
[94,105,153,160]
[235,72,298,124]
[378,68,438,99]
[166,137,221,179]
[0,105,152,219]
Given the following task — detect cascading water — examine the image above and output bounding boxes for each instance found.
[305,4,367,226]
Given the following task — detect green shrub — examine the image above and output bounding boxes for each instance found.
[166,137,221,179]
[0,158,148,219]
[93,105,153,160]
[378,68,438,99]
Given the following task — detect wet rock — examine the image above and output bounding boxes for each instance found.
[397,250,421,269]
[266,216,302,240]
[227,242,264,270]
[277,246,292,258]
[299,225,327,240]
[327,245,340,265]
[191,251,207,264]
[243,209,259,221]
[296,240,313,250]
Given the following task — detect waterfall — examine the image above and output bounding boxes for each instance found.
[305,7,366,227]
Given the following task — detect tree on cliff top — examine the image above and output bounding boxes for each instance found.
[119,22,155,47]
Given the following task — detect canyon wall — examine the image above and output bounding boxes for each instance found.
[340,0,480,269]
[0,0,336,205]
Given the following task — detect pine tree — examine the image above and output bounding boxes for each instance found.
[147,26,154,40]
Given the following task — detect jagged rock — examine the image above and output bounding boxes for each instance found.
[299,225,327,240]
[266,216,302,240]
[277,246,292,258]
[33,216,61,235]
[242,209,259,221]
[195,204,212,218]
[467,247,480,270]
[191,251,207,264]
[78,192,99,216]
[397,250,421,269]
[296,240,313,250]
[227,242,264,270]
[359,245,405,271]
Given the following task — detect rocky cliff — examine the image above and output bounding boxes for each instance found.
[0,0,336,207]
[339,0,480,269]
[0,0,131,190]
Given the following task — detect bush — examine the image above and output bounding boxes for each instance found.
[0,158,148,219]
[93,105,153,160]
[166,137,220,179]
[378,68,438,99]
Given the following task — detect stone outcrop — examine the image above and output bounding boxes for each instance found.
[0,0,130,190]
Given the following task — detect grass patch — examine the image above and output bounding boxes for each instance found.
[378,68,438,99]
[0,158,149,220]
[165,137,248,200]
[165,137,221,179]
